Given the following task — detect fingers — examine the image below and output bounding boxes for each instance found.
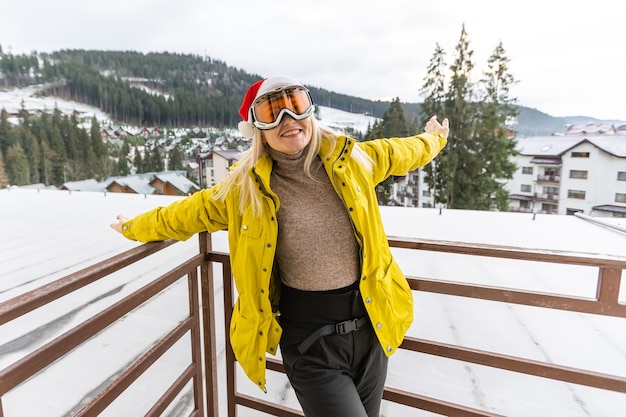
[441,118,450,138]
[110,214,128,233]
[424,116,450,138]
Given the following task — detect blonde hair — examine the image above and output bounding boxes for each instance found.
[213,116,373,217]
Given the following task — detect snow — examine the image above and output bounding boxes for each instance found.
[1,187,626,417]
[1,89,626,416]
[0,84,110,125]
[317,105,379,134]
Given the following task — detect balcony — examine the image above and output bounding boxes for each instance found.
[536,175,561,184]
[2,225,626,416]
[533,192,559,202]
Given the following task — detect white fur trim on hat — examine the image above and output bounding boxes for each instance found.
[238,121,255,139]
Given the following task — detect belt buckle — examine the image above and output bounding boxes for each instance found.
[335,318,358,334]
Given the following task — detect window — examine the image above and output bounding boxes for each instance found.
[522,166,533,175]
[520,200,531,209]
[616,193,626,203]
[568,190,586,199]
[569,170,588,179]
[571,151,590,158]
[618,172,626,181]
[544,167,559,176]
[521,184,532,192]
[566,208,583,215]
[422,190,431,197]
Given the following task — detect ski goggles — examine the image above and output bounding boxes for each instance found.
[251,87,314,130]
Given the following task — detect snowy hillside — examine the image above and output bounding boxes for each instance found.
[0,84,377,134]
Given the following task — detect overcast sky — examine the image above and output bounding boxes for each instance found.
[1,0,624,121]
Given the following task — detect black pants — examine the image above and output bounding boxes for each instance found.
[279,283,388,417]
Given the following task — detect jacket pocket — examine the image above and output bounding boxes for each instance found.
[240,212,263,239]
[377,262,414,344]
[230,301,258,365]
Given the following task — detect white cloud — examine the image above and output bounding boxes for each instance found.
[1,0,625,120]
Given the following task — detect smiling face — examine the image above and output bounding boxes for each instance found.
[261,114,313,155]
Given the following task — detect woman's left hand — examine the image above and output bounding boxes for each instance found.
[110,214,129,234]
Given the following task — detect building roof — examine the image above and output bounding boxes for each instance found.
[61,179,107,192]
[213,148,243,161]
[151,172,199,194]
[516,135,626,158]
[107,176,156,195]
[592,204,626,214]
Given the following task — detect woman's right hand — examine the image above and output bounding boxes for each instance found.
[110,214,129,234]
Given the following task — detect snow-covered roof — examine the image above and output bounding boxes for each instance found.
[151,172,199,194]
[107,176,156,195]
[61,179,107,192]
[516,135,626,157]
[212,148,242,161]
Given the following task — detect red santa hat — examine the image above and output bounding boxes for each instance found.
[238,76,305,138]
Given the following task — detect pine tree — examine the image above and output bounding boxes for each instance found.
[0,151,9,188]
[117,141,131,176]
[382,98,410,137]
[440,23,477,209]
[5,143,30,185]
[472,40,519,210]
[418,25,520,211]
[419,43,448,204]
[49,125,67,184]
[364,98,412,204]
[0,108,14,156]
[134,148,144,173]
[168,145,184,171]
[17,126,40,184]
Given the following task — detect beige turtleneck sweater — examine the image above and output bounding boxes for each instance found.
[268,147,360,291]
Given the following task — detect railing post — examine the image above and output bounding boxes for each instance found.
[596,266,623,315]
[199,232,219,417]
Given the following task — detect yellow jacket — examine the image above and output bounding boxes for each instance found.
[122,132,447,391]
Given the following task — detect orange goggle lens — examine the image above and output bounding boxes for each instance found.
[252,87,313,128]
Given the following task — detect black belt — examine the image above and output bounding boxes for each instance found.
[297,316,369,354]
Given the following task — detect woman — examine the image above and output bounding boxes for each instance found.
[111,75,449,417]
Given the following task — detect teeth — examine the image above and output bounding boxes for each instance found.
[283,130,299,137]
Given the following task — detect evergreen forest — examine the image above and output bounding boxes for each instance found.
[0,37,608,209]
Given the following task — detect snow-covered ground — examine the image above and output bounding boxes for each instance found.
[0,84,111,125]
[0,84,377,135]
[1,188,626,417]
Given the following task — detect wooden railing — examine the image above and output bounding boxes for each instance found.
[1,232,625,416]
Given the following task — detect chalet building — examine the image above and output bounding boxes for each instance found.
[60,179,106,192]
[194,136,250,188]
[106,176,156,195]
[388,123,626,214]
[563,123,619,136]
[100,126,132,140]
[149,172,199,196]
[388,169,435,208]
[197,148,243,188]
[506,135,626,217]
[136,126,161,138]
[52,171,199,197]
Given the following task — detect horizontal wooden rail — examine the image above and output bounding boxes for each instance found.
[0,238,212,417]
[2,234,625,417]
[231,237,626,417]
